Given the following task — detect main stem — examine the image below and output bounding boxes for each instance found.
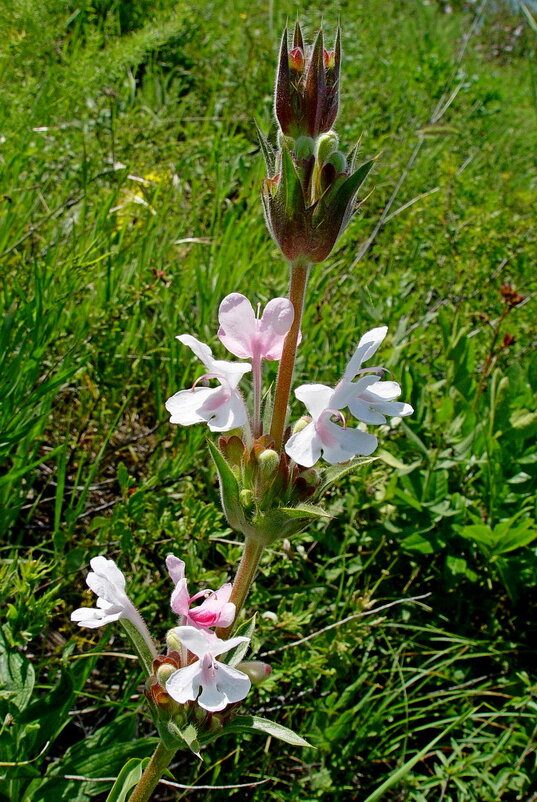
[270,262,310,452]
[217,537,264,639]
[129,742,177,802]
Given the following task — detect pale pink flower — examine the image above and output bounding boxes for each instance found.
[165,334,251,432]
[165,626,251,712]
[285,384,378,467]
[218,292,294,361]
[285,326,413,467]
[166,555,235,631]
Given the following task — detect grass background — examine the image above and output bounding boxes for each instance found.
[1,0,536,799]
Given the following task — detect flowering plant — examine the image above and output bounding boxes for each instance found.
[71,21,412,801]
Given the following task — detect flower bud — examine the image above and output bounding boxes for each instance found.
[292,416,311,435]
[240,488,254,509]
[166,629,183,653]
[301,467,321,486]
[294,135,315,161]
[316,131,339,164]
[289,46,305,72]
[258,448,280,480]
[156,662,178,686]
[324,150,347,174]
[236,661,272,684]
[275,22,341,138]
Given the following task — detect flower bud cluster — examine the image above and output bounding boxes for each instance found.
[260,21,375,263]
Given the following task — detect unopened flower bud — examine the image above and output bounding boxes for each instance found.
[289,46,305,71]
[301,467,321,486]
[292,416,311,435]
[258,448,280,480]
[316,131,339,164]
[156,662,178,686]
[240,488,254,509]
[294,135,315,161]
[324,150,347,174]
[236,661,272,684]
[166,629,182,653]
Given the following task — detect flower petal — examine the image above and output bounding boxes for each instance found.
[343,326,388,380]
[177,334,216,371]
[89,556,127,593]
[257,297,295,360]
[171,578,190,617]
[218,293,257,359]
[197,663,251,711]
[294,384,335,419]
[165,387,219,426]
[285,422,322,467]
[165,662,202,704]
[166,555,185,585]
[319,420,378,464]
[347,397,387,425]
[71,606,123,628]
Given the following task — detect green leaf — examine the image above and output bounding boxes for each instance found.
[318,457,377,493]
[162,721,200,756]
[279,503,332,520]
[226,614,256,667]
[105,757,150,802]
[254,119,275,175]
[206,439,245,533]
[0,639,35,712]
[218,715,313,747]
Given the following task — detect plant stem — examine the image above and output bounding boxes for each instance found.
[252,354,262,438]
[217,537,264,639]
[128,742,177,802]
[270,262,310,451]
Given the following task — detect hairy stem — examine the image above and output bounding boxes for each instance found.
[270,262,310,451]
[128,742,177,802]
[252,354,263,438]
[217,537,264,639]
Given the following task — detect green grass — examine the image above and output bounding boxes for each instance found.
[1,0,536,799]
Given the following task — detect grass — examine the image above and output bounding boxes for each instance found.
[1,0,536,799]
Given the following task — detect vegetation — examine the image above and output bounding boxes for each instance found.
[1,0,536,799]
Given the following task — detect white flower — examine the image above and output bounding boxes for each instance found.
[165,335,251,432]
[285,384,378,468]
[71,556,139,629]
[340,327,413,424]
[285,326,413,467]
[165,626,251,712]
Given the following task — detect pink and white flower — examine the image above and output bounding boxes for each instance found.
[285,383,378,467]
[165,334,251,432]
[165,626,251,712]
[285,327,413,467]
[166,554,235,632]
[218,292,294,361]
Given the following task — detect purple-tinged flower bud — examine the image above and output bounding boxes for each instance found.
[236,661,272,684]
[289,46,305,72]
[274,21,341,138]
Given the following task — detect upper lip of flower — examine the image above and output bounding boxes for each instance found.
[166,553,236,631]
[217,292,295,362]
